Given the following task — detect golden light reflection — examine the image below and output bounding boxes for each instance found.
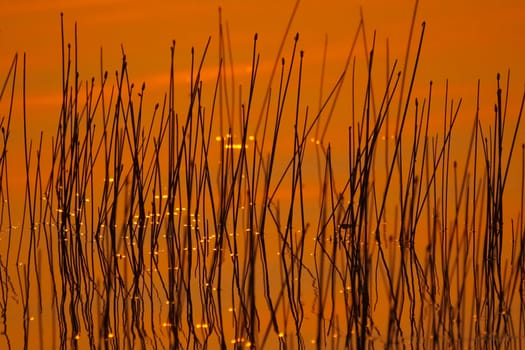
[1,0,525,348]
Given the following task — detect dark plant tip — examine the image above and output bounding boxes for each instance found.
[281,57,285,65]
[295,32,299,41]
[300,50,304,58]
[104,71,108,79]
[142,82,146,91]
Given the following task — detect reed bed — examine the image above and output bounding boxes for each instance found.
[0,8,524,350]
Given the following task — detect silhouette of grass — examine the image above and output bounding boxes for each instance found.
[0,5,524,350]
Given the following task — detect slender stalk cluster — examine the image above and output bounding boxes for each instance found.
[0,8,524,350]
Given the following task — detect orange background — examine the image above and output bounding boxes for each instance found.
[2,0,524,121]
[2,0,525,201]
[1,1,525,347]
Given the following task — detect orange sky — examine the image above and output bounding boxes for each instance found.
[2,0,524,120]
[1,0,525,209]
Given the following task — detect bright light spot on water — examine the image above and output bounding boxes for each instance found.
[231,337,246,344]
[74,334,80,340]
[225,144,245,149]
[278,332,284,338]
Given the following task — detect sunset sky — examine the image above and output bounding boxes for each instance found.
[1,0,525,201]
[2,0,524,122]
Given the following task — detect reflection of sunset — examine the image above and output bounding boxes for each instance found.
[1,0,525,348]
